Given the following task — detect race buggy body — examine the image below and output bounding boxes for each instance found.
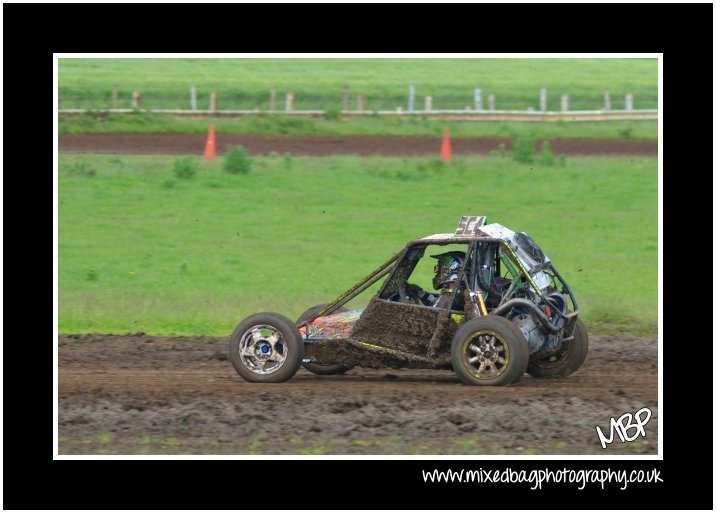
[229,216,588,386]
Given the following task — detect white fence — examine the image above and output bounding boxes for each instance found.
[58,107,657,122]
[58,85,657,121]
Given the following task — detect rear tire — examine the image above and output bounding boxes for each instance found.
[527,317,589,378]
[297,304,353,375]
[229,312,303,383]
[451,315,529,386]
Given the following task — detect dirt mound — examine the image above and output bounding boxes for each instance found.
[58,333,658,455]
[58,134,657,157]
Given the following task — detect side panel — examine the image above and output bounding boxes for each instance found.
[350,297,441,354]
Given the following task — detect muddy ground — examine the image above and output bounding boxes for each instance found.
[58,333,658,455]
[58,134,657,157]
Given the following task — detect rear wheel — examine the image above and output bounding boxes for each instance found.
[229,312,303,383]
[527,317,589,378]
[451,315,529,386]
[297,304,353,375]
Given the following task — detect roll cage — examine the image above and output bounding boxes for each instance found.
[301,216,580,338]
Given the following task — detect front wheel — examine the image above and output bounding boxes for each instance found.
[527,317,589,378]
[297,304,353,375]
[229,312,304,383]
[451,315,529,386]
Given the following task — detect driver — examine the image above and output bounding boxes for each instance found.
[408,251,466,310]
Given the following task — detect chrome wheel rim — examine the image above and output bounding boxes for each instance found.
[462,331,510,380]
[238,325,287,374]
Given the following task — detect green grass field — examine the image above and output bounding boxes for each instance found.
[59,57,658,111]
[59,112,657,140]
[58,153,658,337]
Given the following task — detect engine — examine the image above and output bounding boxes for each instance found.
[509,293,567,356]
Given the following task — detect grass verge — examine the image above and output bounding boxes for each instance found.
[59,112,657,140]
[58,153,657,336]
[59,57,657,111]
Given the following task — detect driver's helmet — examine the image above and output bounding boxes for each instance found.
[431,251,466,290]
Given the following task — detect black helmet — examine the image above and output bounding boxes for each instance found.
[430,251,465,289]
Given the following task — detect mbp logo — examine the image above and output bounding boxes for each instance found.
[595,407,652,449]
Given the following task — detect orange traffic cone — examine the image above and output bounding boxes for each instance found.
[203,125,216,161]
[440,127,452,163]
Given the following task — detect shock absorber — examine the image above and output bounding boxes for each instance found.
[464,288,488,318]
[476,290,488,316]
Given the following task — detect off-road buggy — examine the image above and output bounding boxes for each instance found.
[229,216,588,386]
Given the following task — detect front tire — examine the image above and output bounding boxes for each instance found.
[527,317,589,378]
[451,315,529,386]
[229,312,304,383]
[297,304,353,375]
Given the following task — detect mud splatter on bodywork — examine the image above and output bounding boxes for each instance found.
[312,339,453,369]
[352,297,438,354]
[308,297,464,369]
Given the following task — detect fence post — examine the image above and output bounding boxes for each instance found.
[190,85,197,111]
[285,93,294,112]
[269,87,277,111]
[625,94,633,111]
[474,88,483,111]
[603,90,611,111]
[424,96,433,111]
[408,84,415,112]
[132,91,142,109]
[342,86,350,111]
[357,94,366,112]
[540,88,547,112]
[488,94,495,111]
[561,94,569,112]
[209,92,218,112]
[112,84,118,108]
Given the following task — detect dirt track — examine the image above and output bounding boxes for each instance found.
[58,333,658,455]
[58,134,657,156]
